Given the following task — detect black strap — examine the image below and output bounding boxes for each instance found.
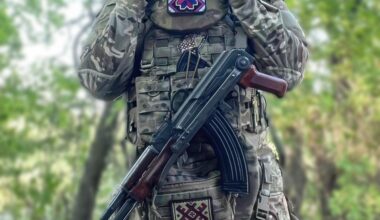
[145,0,155,17]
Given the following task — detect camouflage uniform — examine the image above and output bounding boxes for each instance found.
[78,0,308,219]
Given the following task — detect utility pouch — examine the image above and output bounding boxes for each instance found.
[146,171,234,220]
[125,79,138,144]
[255,149,291,220]
[239,88,254,131]
[248,91,269,134]
[135,76,171,144]
[221,87,257,133]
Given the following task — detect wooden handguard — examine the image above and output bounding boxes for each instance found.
[128,140,174,202]
[239,65,288,98]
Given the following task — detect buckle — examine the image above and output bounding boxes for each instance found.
[256,190,271,220]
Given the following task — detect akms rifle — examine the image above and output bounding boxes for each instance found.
[101,49,288,220]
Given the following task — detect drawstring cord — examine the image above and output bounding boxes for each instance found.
[151,187,163,218]
[227,193,239,217]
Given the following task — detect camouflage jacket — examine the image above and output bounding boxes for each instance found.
[78,0,308,100]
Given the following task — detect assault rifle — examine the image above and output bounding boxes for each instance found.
[101,49,287,220]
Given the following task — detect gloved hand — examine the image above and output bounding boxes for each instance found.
[114,0,147,21]
[106,0,147,53]
[229,0,305,41]
[229,0,282,38]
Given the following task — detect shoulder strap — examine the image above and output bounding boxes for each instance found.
[133,19,153,76]
[145,0,155,17]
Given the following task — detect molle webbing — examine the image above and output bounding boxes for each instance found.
[140,21,246,77]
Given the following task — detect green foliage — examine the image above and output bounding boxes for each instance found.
[0,5,20,70]
[272,0,380,219]
[0,2,94,218]
[328,155,380,219]
[0,8,18,46]
[0,67,95,219]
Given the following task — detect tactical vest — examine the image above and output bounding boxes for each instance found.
[126,0,268,149]
[122,1,275,219]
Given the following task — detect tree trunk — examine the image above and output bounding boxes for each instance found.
[315,153,337,220]
[283,126,307,216]
[71,102,119,220]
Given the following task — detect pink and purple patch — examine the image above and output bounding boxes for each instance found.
[168,0,206,15]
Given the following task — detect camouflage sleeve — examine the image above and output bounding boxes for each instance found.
[78,0,146,100]
[230,0,309,90]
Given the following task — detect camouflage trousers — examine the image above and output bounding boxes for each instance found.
[127,129,296,220]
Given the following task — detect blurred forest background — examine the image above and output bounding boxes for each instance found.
[0,0,379,219]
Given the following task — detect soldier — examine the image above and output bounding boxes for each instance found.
[78,0,308,219]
